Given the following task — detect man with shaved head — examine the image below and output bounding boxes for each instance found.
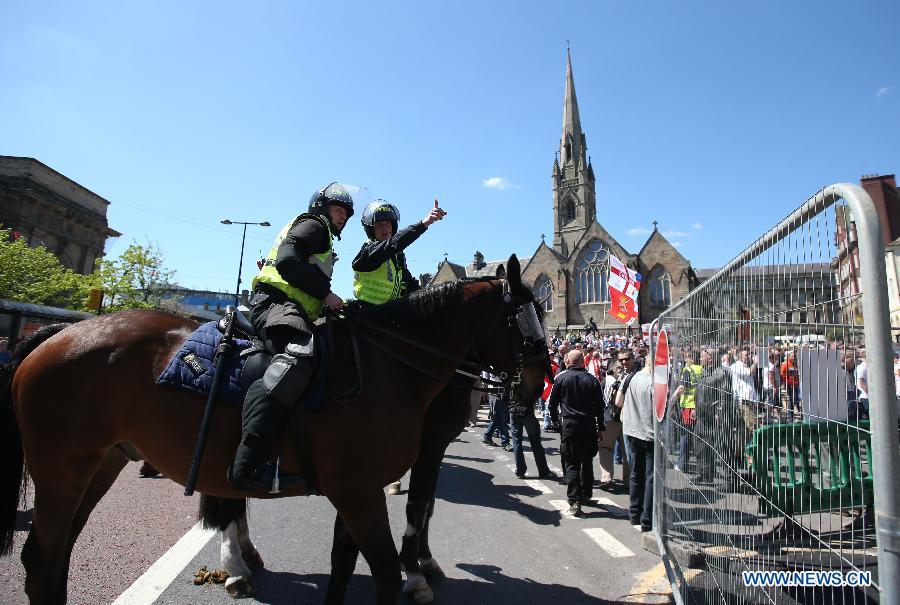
[548,348,606,517]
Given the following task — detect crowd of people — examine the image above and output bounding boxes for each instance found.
[479,329,656,526]
[479,323,899,528]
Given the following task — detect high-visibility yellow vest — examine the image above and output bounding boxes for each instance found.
[679,364,702,409]
[353,252,404,304]
[252,214,333,321]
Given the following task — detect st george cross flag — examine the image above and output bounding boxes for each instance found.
[607,254,642,326]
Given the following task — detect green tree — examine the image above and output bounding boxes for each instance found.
[0,227,92,309]
[93,241,177,311]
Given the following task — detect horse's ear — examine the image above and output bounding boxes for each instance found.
[507,254,522,291]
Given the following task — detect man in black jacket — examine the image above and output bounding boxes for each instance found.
[548,349,606,516]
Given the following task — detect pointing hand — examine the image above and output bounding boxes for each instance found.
[422,199,448,227]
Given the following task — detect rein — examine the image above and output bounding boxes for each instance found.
[337,303,509,393]
[333,279,545,396]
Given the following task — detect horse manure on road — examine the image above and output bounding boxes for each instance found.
[192,566,229,585]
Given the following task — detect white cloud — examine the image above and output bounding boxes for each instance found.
[627,227,651,236]
[671,241,683,248]
[876,87,891,97]
[663,230,690,238]
[692,222,703,230]
[482,177,516,190]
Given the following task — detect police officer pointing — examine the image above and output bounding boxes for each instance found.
[229,182,354,490]
[352,199,446,304]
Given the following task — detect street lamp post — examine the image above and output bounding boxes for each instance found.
[221,219,270,307]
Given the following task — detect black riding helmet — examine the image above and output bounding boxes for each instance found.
[308,182,355,238]
[360,200,400,240]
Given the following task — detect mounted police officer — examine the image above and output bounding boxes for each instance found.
[352,199,446,304]
[351,198,446,494]
[229,182,354,490]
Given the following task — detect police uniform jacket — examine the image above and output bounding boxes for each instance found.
[547,367,606,430]
[251,216,333,337]
[351,222,426,296]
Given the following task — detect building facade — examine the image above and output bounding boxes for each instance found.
[0,156,121,275]
[831,174,900,328]
[431,51,697,332]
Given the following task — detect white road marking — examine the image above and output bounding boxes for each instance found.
[549,464,562,474]
[583,527,635,558]
[112,521,216,605]
[524,480,553,494]
[495,454,510,461]
[595,497,630,518]
[549,499,577,519]
[506,464,518,473]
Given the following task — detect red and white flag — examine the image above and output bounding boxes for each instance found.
[607,254,641,326]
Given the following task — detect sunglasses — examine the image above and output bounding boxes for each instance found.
[618,357,633,362]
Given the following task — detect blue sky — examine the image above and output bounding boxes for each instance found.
[2,1,898,298]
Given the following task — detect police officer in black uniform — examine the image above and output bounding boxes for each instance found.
[351,199,445,304]
[228,182,354,490]
[548,349,606,516]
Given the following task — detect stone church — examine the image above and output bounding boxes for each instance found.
[431,51,697,333]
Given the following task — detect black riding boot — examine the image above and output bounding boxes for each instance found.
[229,380,302,491]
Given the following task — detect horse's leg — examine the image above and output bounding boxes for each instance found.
[236,508,264,570]
[198,495,257,598]
[58,448,130,597]
[399,387,468,601]
[330,490,400,605]
[324,513,361,605]
[416,498,445,580]
[21,449,109,605]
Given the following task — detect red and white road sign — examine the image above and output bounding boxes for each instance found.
[654,329,669,422]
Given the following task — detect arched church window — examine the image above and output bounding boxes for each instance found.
[560,197,576,225]
[649,265,671,308]
[575,240,610,304]
[565,136,572,163]
[534,274,553,312]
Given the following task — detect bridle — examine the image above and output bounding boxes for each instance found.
[339,279,550,397]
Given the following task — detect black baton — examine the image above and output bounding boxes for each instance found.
[184,308,238,496]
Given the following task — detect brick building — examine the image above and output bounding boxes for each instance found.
[431,51,697,332]
[831,174,900,328]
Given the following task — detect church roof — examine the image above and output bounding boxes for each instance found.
[437,259,468,279]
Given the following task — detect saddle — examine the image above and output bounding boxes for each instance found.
[155,312,359,409]
[156,309,362,494]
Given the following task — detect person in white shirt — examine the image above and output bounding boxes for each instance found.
[854,350,869,421]
[730,347,759,451]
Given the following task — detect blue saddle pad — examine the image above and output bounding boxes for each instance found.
[155,320,331,411]
[156,321,251,406]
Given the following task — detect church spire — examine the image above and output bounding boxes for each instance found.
[561,47,584,166]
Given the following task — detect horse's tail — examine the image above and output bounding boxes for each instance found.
[1,323,69,556]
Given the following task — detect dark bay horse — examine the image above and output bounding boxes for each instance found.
[199,382,474,603]
[1,255,548,605]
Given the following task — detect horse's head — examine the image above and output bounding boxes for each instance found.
[468,254,550,405]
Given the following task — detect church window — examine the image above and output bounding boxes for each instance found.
[575,240,610,304]
[534,274,553,312]
[649,265,672,308]
[560,196,576,225]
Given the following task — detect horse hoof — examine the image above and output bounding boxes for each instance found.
[419,557,446,581]
[402,574,434,603]
[387,481,402,495]
[225,577,256,599]
[242,549,265,570]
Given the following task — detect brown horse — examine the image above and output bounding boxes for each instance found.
[1,255,548,605]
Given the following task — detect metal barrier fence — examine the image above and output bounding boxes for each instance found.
[649,184,899,605]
